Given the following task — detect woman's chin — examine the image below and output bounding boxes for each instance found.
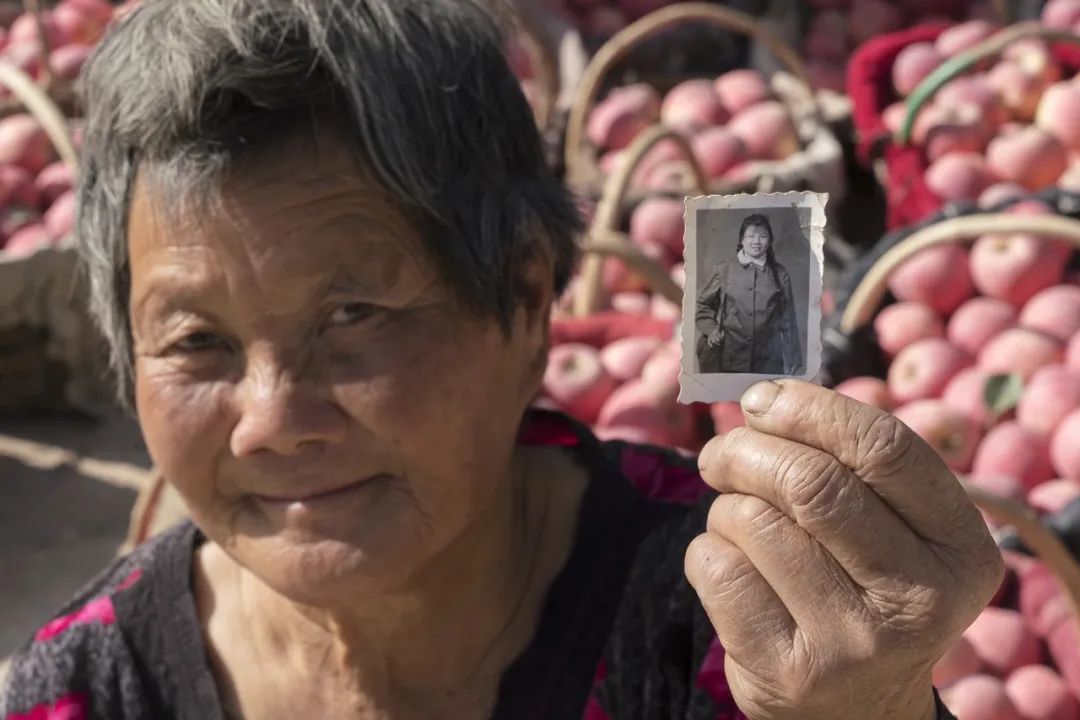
[224,488,428,600]
[238,530,423,603]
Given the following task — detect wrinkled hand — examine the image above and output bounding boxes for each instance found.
[685,381,1003,720]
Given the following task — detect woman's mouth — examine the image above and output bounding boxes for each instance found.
[253,475,389,506]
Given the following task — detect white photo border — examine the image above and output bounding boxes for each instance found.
[678,191,828,404]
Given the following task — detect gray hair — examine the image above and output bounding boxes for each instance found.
[76,0,582,411]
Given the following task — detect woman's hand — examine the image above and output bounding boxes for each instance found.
[686,380,1003,720]
[707,328,724,348]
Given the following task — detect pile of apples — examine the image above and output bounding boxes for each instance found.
[832,199,1080,717]
[879,2,1080,211]
[933,552,1080,720]
[0,112,76,256]
[836,199,1080,501]
[800,0,998,93]
[0,0,117,91]
[0,0,139,259]
[588,67,799,190]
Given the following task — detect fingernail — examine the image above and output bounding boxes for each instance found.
[742,381,781,416]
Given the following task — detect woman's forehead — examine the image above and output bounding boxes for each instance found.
[126,158,434,307]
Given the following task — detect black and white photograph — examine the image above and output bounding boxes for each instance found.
[679,192,825,404]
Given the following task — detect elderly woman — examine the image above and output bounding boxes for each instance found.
[696,214,803,376]
[1,2,1001,719]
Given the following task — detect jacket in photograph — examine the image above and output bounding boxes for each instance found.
[695,255,803,375]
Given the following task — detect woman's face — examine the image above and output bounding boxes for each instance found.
[741,223,771,260]
[127,133,551,604]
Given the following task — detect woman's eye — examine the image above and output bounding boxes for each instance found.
[173,332,228,353]
[329,302,380,327]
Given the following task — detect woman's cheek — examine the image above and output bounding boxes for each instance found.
[135,359,233,494]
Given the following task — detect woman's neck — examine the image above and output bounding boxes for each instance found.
[196,444,588,717]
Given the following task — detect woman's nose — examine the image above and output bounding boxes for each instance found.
[230,369,348,457]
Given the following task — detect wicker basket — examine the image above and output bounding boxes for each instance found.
[566,124,702,317]
[0,30,114,413]
[848,21,1080,232]
[562,2,845,205]
[818,193,1080,384]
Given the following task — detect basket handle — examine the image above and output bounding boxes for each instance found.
[571,124,704,317]
[898,22,1080,145]
[965,482,1080,620]
[839,212,1080,333]
[563,2,811,187]
[0,60,78,172]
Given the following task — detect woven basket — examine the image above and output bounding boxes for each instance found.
[0,47,114,413]
[562,2,845,205]
[848,21,1080,232]
[818,191,1080,385]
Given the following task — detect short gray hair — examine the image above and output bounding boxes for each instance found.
[76,0,581,411]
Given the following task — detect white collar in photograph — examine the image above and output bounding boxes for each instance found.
[738,249,767,268]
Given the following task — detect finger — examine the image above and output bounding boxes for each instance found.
[685,530,793,677]
[723,380,980,550]
[704,492,865,629]
[703,426,942,588]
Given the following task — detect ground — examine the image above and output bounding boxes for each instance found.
[0,409,156,686]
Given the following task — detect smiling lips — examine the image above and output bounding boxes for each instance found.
[254,476,382,504]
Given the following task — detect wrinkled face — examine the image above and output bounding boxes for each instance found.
[741,223,771,260]
[128,133,550,604]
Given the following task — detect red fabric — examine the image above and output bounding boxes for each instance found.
[550,313,674,349]
[847,23,1080,229]
[34,597,117,643]
[33,570,141,643]
[697,638,746,719]
[618,445,712,504]
[5,694,87,720]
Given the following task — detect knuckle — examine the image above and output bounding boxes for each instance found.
[774,446,856,526]
[685,535,752,604]
[857,412,915,474]
[730,494,786,535]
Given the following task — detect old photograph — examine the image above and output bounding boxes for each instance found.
[679,192,826,404]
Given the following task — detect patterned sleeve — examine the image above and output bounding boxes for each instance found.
[0,561,153,720]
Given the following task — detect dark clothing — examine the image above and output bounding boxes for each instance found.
[695,258,803,375]
[1,410,956,720]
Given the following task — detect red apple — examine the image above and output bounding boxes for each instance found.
[970,233,1069,308]
[1017,365,1080,437]
[543,343,618,424]
[833,376,895,411]
[942,367,995,428]
[713,69,772,117]
[893,399,983,472]
[1051,408,1080,481]
[873,301,944,358]
[888,338,971,404]
[972,420,1057,492]
[887,244,974,316]
[947,297,1017,356]
[979,328,1065,381]
[599,335,662,382]
[1020,285,1080,342]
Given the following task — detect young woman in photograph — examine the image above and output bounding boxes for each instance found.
[696,213,804,375]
